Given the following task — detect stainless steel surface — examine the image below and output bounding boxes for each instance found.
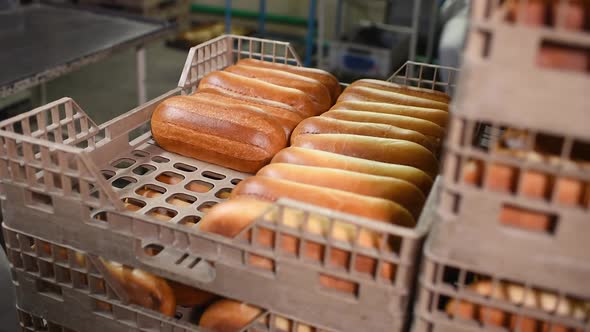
[0,3,170,98]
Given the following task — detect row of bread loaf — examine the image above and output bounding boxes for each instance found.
[151,58,341,173]
[196,79,452,292]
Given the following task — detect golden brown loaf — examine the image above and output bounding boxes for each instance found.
[291,116,435,151]
[271,147,433,194]
[224,64,332,113]
[291,134,439,177]
[199,299,261,332]
[198,71,317,117]
[199,298,329,332]
[237,58,341,103]
[338,85,449,111]
[199,197,401,292]
[190,89,303,138]
[230,176,415,226]
[191,89,304,137]
[350,79,451,104]
[257,163,426,218]
[331,100,449,127]
[151,95,287,173]
[322,110,445,140]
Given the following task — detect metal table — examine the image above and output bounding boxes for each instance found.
[0,3,172,104]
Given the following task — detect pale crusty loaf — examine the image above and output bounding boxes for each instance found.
[291,116,435,151]
[257,163,426,219]
[224,64,332,113]
[189,91,302,138]
[338,85,449,111]
[271,147,433,194]
[322,109,445,140]
[237,58,341,103]
[198,71,317,117]
[151,95,286,173]
[230,176,415,226]
[331,100,449,127]
[351,79,451,103]
[291,134,439,177]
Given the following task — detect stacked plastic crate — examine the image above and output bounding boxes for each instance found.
[0,35,458,332]
[413,1,590,331]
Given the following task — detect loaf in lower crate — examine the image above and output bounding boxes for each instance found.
[151,95,287,173]
[37,242,216,317]
[199,299,330,332]
[446,280,589,332]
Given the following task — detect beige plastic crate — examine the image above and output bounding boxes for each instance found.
[437,0,590,251]
[5,225,334,332]
[411,223,590,332]
[0,35,458,332]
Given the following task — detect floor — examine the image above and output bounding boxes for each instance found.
[43,40,188,125]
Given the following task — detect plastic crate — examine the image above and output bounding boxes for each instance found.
[411,224,590,332]
[5,225,335,332]
[0,35,458,332]
[436,0,590,250]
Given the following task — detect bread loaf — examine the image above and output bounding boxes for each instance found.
[446,280,587,332]
[237,58,341,102]
[101,259,176,317]
[199,299,327,332]
[230,176,415,226]
[271,147,433,194]
[350,79,450,103]
[199,197,401,292]
[338,85,449,111]
[198,71,317,117]
[224,64,332,113]
[322,110,445,140]
[257,163,426,218]
[291,134,439,177]
[291,116,435,151]
[331,100,449,127]
[151,95,287,173]
[191,89,304,138]
[199,300,261,332]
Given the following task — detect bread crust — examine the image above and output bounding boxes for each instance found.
[151,95,286,173]
[271,147,433,194]
[291,134,439,177]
